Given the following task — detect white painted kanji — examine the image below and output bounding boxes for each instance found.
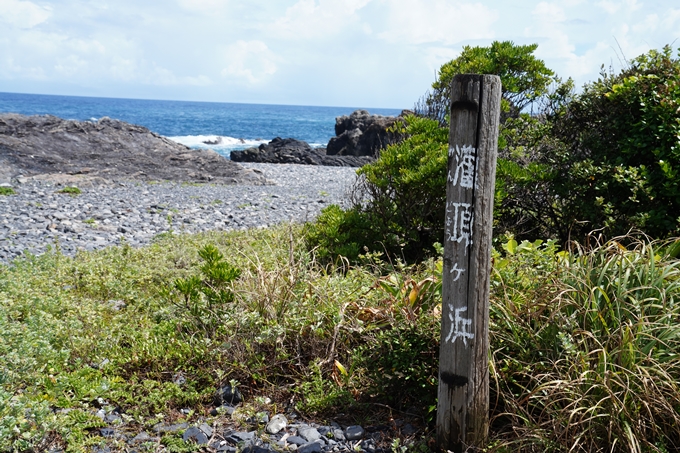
[445,304,474,346]
[445,202,474,250]
[448,144,476,189]
[450,262,466,281]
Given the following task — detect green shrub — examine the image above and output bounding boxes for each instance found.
[416,40,557,125]
[170,244,241,338]
[548,45,680,239]
[305,115,449,263]
[0,186,15,196]
[303,204,372,263]
[305,42,565,264]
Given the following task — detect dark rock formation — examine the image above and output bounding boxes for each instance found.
[326,110,406,157]
[230,137,372,167]
[0,113,266,186]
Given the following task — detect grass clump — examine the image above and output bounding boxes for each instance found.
[489,235,680,452]
[0,186,15,196]
[56,186,82,196]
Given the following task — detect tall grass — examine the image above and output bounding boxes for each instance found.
[490,236,680,452]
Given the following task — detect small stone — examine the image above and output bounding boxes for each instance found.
[215,383,243,405]
[199,423,213,437]
[104,413,121,423]
[298,426,321,442]
[401,423,417,436]
[228,431,256,443]
[285,436,307,446]
[183,426,209,445]
[344,425,364,441]
[297,441,323,453]
[242,445,273,453]
[152,422,188,433]
[360,439,377,453]
[266,414,288,434]
[100,427,115,437]
[129,432,155,444]
[331,428,345,441]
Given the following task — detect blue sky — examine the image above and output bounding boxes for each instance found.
[1,0,678,109]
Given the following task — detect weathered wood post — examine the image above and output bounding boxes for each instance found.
[436,74,501,452]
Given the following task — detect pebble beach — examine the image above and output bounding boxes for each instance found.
[0,163,359,265]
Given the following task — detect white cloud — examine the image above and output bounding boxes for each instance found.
[597,0,620,15]
[377,0,498,45]
[176,0,230,14]
[221,40,278,84]
[533,2,566,23]
[1,0,680,107]
[0,0,51,28]
[150,65,212,86]
[633,14,659,33]
[660,9,680,30]
[270,0,371,40]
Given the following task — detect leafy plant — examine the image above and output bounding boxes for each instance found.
[171,244,241,337]
[549,45,680,239]
[0,186,16,196]
[415,40,557,125]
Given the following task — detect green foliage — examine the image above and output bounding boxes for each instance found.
[0,186,16,196]
[548,45,680,239]
[354,322,439,413]
[305,41,564,263]
[490,235,680,452]
[57,186,82,196]
[303,204,370,263]
[0,389,55,452]
[417,40,557,124]
[305,115,449,263]
[170,244,241,337]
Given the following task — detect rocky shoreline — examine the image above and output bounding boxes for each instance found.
[0,113,267,186]
[0,163,358,265]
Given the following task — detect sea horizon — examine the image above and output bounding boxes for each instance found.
[0,91,404,157]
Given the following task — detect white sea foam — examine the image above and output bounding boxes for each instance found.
[167,135,269,157]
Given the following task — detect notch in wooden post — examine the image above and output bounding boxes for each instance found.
[436,74,501,453]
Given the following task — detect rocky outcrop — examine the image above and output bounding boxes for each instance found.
[0,113,266,186]
[326,110,407,157]
[230,137,372,167]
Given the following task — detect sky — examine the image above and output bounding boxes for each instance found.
[0,0,679,109]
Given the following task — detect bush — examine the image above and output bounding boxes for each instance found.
[305,115,449,263]
[302,204,372,264]
[415,40,557,125]
[305,41,560,263]
[549,45,680,239]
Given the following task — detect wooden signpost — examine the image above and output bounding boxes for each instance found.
[436,74,501,452]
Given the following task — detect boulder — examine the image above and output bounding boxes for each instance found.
[326,110,407,157]
[0,113,266,185]
[230,137,372,167]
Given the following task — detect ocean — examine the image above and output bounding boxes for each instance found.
[0,92,403,158]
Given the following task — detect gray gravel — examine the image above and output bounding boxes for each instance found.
[0,163,359,265]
